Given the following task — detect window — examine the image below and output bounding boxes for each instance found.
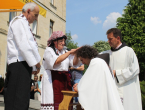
[32,20,37,34]
[51,0,54,5]
[9,12,16,22]
[50,0,56,9]
[49,20,54,37]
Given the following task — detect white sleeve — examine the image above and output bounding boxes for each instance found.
[68,54,82,68]
[115,48,139,85]
[43,48,59,70]
[11,19,41,66]
[32,66,37,71]
[68,54,74,67]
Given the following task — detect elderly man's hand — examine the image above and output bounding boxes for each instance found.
[36,63,41,74]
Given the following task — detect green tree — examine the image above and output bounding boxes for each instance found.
[65,32,78,49]
[116,0,145,81]
[93,40,110,53]
[140,81,145,109]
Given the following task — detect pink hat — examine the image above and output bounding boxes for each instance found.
[47,31,67,46]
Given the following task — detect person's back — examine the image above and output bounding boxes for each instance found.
[77,58,124,110]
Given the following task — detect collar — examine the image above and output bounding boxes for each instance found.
[19,14,27,20]
[19,14,30,25]
[115,43,122,49]
[55,48,61,55]
[111,42,127,51]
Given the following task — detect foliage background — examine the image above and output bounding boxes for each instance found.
[65,32,78,50]
[93,40,110,53]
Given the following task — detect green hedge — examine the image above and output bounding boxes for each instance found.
[140,81,145,109]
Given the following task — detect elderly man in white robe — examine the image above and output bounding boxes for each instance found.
[5,2,41,110]
[73,45,124,110]
[102,28,142,110]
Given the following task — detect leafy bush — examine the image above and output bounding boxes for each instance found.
[140,81,145,110]
[93,40,110,53]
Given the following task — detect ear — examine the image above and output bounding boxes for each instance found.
[117,36,120,41]
[27,9,31,14]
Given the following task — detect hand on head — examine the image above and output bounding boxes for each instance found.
[70,47,82,55]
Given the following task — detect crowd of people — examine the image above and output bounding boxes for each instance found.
[2,2,142,110]
[30,74,42,101]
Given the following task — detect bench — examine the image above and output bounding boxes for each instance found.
[59,91,83,110]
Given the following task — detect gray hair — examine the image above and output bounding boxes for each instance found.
[22,2,37,13]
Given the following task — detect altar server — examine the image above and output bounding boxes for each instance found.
[102,28,142,110]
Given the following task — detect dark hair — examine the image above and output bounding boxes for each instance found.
[49,35,67,47]
[49,35,67,55]
[106,28,122,41]
[77,45,98,59]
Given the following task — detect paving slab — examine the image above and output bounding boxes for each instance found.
[0,95,40,110]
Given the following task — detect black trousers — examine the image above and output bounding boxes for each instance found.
[4,61,32,110]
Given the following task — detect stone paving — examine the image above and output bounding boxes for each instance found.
[0,95,77,110]
[0,95,40,110]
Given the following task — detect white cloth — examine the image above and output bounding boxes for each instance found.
[7,14,41,67]
[41,47,81,110]
[78,58,124,110]
[102,46,142,110]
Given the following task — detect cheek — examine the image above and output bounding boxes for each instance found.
[31,16,35,19]
[59,42,62,46]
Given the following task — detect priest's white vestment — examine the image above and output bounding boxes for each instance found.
[78,58,124,110]
[102,46,142,110]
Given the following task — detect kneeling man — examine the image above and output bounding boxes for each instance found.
[73,45,124,110]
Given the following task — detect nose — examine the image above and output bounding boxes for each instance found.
[108,40,110,43]
[62,40,65,45]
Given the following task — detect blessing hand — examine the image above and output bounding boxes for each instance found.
[70,47,82,55]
